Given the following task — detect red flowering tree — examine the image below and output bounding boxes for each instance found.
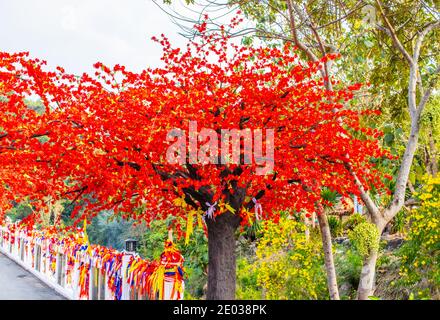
[0,18,390,299]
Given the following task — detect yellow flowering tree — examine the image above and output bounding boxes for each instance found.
[255,217,327,299]
[399,175,440,299]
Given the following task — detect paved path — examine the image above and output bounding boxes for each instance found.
[0,252,65,300]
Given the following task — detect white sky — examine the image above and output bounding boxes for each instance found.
[0,0,227,75]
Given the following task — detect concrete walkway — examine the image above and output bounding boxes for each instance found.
[0,252,65,300]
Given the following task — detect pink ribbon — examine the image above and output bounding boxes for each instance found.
[204,201,217,221]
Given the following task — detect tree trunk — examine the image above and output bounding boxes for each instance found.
[428,127,438,177]
[357,249,379,300]
[356,221,386,300]
[349,8,439,301]
[206,211,241,300]
[317,212,340,300]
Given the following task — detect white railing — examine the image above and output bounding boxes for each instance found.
[0,224,184,300]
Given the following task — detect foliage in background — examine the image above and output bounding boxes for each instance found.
[335,245,363,299]
[5,201,33,222]
[87,211,136,251]
[236,257,262,299]
[398,175,440,299]
[390,209,407,235]
[321,187,343,238]
[178,227,209,299]
[328,215,343,238]
[254,218,328,299]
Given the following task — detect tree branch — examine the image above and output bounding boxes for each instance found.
[344,162,381,221]
[413,21,440,62]
[416,64,440,118]
[375,0,414,67]
[316,0,364,30]
[286,0,319,63]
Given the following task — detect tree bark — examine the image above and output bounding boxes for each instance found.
[206,211,241,300]
[356,219,387,300]
[357,248,379,300]
[384,120,420,220]
[317,212,340,300]
[351,111,421,300]
[428,127,438,177]
[352,14,440,300]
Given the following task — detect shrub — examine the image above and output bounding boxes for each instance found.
[390,209,407,234]
[348,222,380,257]
[343,213,366,232]
[328,215,343,237]
[254,218,328,299]
[236,257,262,299]
[335,245,363,299]
[398,175,440,299]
